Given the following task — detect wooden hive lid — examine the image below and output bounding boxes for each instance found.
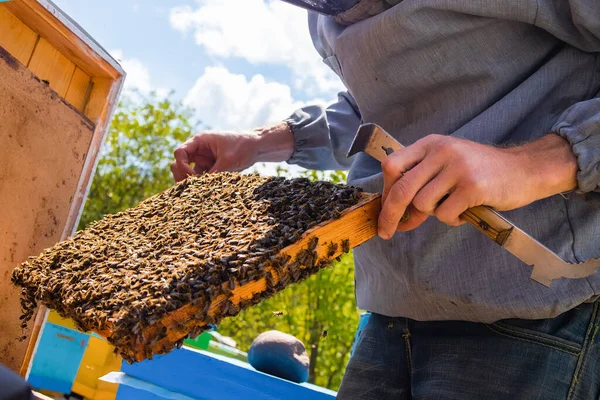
[0,0,125,122]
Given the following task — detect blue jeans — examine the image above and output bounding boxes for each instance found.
[337,301,600,399]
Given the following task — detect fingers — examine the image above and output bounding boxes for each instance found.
[194,158,214,175]
[171,135,217,181]
[172,141,197,180]
[378,153,443,239]
[381,145,427,205]
[393,205,430,232]
[170,161,188,182]
[412,168,458,216]
[208,155,230,174]
[434,188,470,226]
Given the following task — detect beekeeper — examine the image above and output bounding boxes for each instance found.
[172,1,600,398]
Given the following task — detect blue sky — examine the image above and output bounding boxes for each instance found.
[53,0,344,132]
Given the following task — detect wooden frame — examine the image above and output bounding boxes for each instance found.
[94,193,381,362]
[0,0,125,375]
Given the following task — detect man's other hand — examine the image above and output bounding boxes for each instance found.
[378,133,578,239]
[170,122,295,182]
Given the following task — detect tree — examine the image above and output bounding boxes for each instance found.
[78,92,197,229]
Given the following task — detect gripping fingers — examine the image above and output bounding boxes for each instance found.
[173,147,196,180]
[434,189,470,226]
[412,169,458,216]
[381,146,426,204]
[394,205,430,232]
[379,157,443,239]
[379,178,415,239]
[170,161,188,182]
[378,164,441,239]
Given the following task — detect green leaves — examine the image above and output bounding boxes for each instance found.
[78,93,197,229]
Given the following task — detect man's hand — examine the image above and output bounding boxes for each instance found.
[170,122,295,182]
[378,133,578,239]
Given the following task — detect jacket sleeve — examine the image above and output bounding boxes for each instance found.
[551,96,600,193]
[536,1,600,51]
[284,91,361,171]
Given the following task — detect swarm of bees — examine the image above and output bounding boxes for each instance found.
[12,172,360,362]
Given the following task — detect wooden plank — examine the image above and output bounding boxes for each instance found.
[19,309,46,377]
[4,0,126,377]
[84,77,114,123]
[5,0,123,79]
[28,37,76,97]
[19,72,123,381]
[0,6,38,65]
[0,46,95,372]
[65,66,92,112]
[20,60,124,382]
[96,193,381,362]
[72,75,123,232]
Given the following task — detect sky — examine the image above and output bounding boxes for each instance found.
[53,0,345,136]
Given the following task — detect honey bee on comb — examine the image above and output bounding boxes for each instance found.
[11,172,365,362]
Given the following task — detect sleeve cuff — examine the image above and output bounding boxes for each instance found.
[551,98,600,194]
[283,104,335,168]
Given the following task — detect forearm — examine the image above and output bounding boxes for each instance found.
[508,133,578,201]
[254,122,295,163]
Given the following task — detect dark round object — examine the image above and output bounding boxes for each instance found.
[247,330,309,383]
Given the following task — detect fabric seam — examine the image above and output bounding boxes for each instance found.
[403,319,412,375]
[485,324,581,356]
[563,196,582,264]
[567,302,599,399]
[491,321,582,352]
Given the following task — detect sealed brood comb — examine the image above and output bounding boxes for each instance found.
[12,172,380,362]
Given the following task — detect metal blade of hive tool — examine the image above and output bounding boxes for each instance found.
[348,123,600,287]
[347,123,404,162]
[502,226,600,287]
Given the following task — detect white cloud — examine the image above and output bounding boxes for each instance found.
[169,0,345,97]
[183,65,328,130]
[110,49,168,97]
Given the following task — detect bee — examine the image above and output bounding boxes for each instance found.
[272,311,284,317]
[321,330,328,338]
[326,242,338,258]
[309,237,319,251]
[341,239,350,254]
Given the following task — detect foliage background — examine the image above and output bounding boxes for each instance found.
[79,94,361,390]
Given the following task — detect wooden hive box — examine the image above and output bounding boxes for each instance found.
[0,0,124,374]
